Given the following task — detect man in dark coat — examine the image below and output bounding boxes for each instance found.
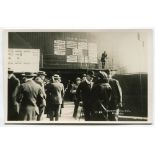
[105,69,122,121]
[8,68,20,121]
[76,71,95,121]
[91,71,112,120]
[17,72,44,121]
[101,51,107,69]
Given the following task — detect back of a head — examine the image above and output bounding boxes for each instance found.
[98,71,108,83]
[53,74,61,82]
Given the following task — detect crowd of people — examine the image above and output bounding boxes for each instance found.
[70,70,122,121]
[8,69,64,121]
[8,68,122,121]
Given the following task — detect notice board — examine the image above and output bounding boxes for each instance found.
[8,49,40,72]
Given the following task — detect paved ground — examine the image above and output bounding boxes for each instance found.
[42,101,85,122]
[41,101,147,122]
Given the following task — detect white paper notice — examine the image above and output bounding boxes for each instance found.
[8,49,40,72]
[66,55,78,62]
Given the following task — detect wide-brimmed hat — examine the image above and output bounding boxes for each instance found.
[37,71,47,76]
[87,70,95,77]
[22,72,37,77]
[8,68,14,74]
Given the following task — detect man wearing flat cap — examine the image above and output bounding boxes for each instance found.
[76,70,95,121]
[8,68,20,120]
[17,72,44,121]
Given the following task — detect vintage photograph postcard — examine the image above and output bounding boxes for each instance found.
[3,29,153,124]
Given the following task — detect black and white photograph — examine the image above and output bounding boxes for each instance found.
[4,30,152,124]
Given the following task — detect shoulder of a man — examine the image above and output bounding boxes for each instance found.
[26,80,41,89]
[33,80,42,89]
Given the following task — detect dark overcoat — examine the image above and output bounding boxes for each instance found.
[8,74,20,120]
[91,82,112,111]
[108,78,122,109]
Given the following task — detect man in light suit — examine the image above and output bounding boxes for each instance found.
[17,72,44,121]
[105,69,122,121]
[46,74,64,121]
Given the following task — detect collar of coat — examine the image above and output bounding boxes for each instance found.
[25,78,33,82]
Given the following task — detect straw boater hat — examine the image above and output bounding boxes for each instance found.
[22,72,37,77]
[53,74,61,80]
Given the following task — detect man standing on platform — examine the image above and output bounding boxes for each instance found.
[8,68,20,121]
[101,51,107,69]
[76,71,95,121]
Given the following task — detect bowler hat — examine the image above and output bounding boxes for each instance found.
[37,71,47,76]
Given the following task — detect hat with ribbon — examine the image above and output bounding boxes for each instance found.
[22,72,37,77]
[53,74,61,79]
